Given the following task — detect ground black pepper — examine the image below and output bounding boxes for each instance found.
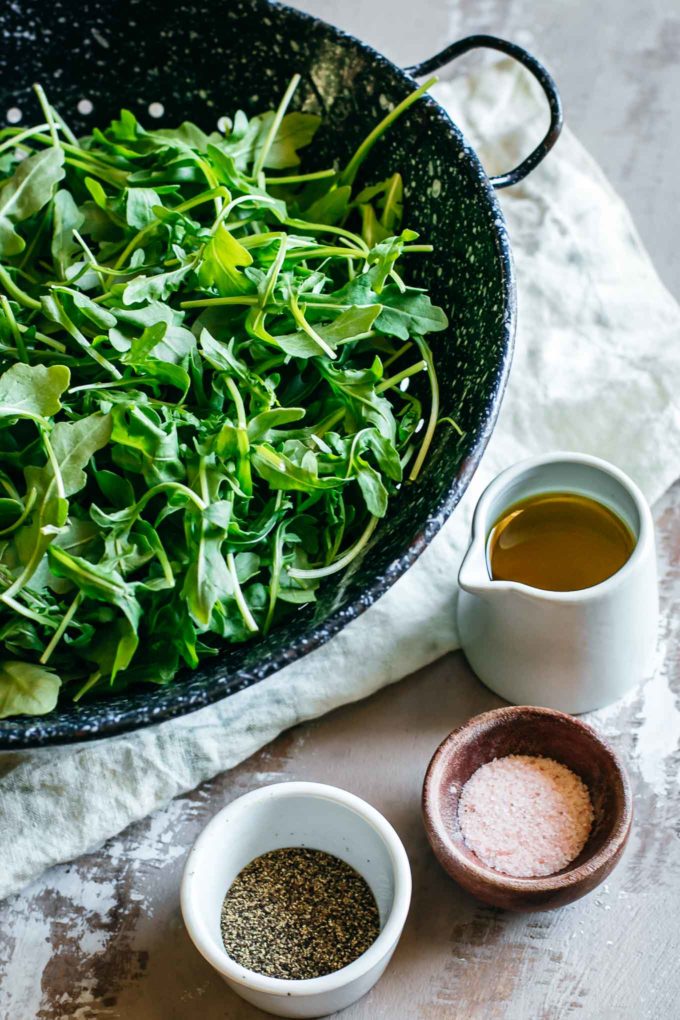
[220,847,381,980]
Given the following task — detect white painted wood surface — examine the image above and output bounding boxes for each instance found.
[1,1,679,1017]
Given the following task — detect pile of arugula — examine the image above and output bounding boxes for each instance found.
[0,77,450,717]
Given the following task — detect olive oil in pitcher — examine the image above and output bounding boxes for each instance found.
[488,491,635,592]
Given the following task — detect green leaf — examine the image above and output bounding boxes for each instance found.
[123,260,193,305]
[274,306,380,359]
[84,176,109,209]
[356,461,389,517]
[10,413,112,596]
[121,321,168,363]
[247,407,305,441]
[47,545,141,631]
[363,429,402,481]
[41,294,121,377]
[38,413,113,497]
[252,444,344,493]
[51,190,84,278]
[320,359,396,440]
[273,331,328,359]
[112,303,196,363]
[302,185,351,226]
[93,468,135,509]
[0,660,61,718]
[376,289,448,339]
[81,616,139,680]
[149,122,210,151]
[0,362,70,422]
[336,275,448,340]
[253,112,321,169]
[0,147,65,256]
[367,231,418,293]
[125,187,162,229]
[109,404,182,483]
[197,224,253,296]
[354,173,404,244]
[52,287,117,330]
[182,533,232,629]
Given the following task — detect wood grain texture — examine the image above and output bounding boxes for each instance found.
[1,1,680,1017]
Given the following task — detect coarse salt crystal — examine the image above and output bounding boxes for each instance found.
[457,755,594,878]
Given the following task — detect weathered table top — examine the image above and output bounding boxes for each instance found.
[2,1,679,1018]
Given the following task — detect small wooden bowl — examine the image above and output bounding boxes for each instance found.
[422,706,632,911]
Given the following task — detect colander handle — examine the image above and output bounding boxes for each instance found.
[405,34,563,189]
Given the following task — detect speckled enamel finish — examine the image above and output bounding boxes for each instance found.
[0,0,515,748]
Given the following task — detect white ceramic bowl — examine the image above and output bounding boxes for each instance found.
[181,781,412,1018]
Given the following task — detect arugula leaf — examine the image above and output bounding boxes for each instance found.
[8,413,113,597]
[335,273,449,340]
[52,190,84,279]
[252,444,344,493]
[253,112,321,169]
[302,185,351,226]
[247,407,305,441]
[0,660,60,718]
[39,414,113,497]
[274,306,381,359]
[123,259,194,305]
[375,285,449,339]
[356,461,389,517]
[125,187,163,229]
[197,224,253,296]
[112,304,196,363]
[121,322,168,363]
[0,363,70,422]
[182,532,232,629]
[0,147,65,257]
[81,615,139,681]
[150,122,211,152]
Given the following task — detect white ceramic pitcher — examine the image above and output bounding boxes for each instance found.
[457,452,659,714]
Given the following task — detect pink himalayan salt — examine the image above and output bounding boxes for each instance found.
[457,755,594,878]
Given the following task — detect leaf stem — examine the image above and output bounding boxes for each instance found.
[340,76,437,187]
[265,168,336,185]
[0,266,41,309]
[289,514,379,579]
[227,552,259,632]
[0,294,28,362]
[40,592,83,663]
[180,295,258,309]
[408,337,439,482]
[376,359,426,392]
[1,593,59,629]
[0,487,37,536]
[253,73,301,178]
[0,122,51,155]
[289,292,336,359]
[73,670,102,702]
[33,83,60,147]
[111,186,229,271]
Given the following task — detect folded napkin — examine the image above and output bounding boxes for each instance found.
[3,59,680,900]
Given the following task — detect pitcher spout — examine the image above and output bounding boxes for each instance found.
[458,542,493,596]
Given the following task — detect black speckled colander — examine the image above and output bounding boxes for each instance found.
[0,1,562,748]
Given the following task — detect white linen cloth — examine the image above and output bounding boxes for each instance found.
[2,60,680,900]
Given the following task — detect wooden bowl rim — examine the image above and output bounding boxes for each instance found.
[422,705,633,893]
